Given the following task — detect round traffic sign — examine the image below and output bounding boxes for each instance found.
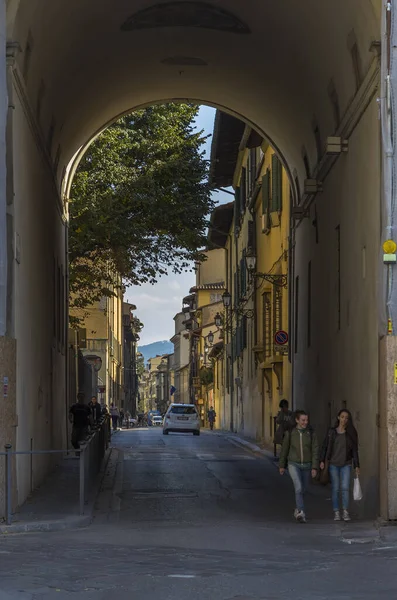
[274,330,288,345]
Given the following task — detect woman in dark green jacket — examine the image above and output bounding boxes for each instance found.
[279,410,319,523]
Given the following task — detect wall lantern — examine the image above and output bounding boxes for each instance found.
[214,312,222,328]
[207,330,214,345]
[222,290,231,308]
[245,249,257,273]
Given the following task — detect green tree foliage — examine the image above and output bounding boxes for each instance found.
[69,104,212,317]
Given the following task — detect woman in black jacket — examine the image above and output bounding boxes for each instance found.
[320,409,360,522]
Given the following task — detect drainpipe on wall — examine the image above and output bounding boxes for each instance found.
[228,231,234,432]
[0,1,7,336]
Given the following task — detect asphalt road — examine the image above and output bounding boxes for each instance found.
[1,428,397,599]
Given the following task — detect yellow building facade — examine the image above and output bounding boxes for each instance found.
[209,112,290,445]
[70,277,124,408]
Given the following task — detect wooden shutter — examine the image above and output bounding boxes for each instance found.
[241,167,247,212]
[235,187,241,220]
[242,315,248,350]
[250,148,256,193]
[271,154,282,212]
[248,220,255,251]
[262,171,270,214]
[240,253,247,297]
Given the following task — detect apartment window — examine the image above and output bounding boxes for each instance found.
[249,148,257,193]
[328,79,340,129]
[271,154,283,213]
[22,31,33,81]
[263,292,272,358]
[302,150,311,179]
[312,120,322,164]
[53,257,57,343]
[307,261,312,347]
[241,167,247,212]
[350,42,362,91]
[261,170,271,230]
[240,251,247,298]
[57,264,61,351]
[336,225,341,330]
[60,264,65,352]
[294,276,299,354]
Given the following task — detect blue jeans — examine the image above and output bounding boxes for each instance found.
[288,463,311,512]
[329,464,352,511]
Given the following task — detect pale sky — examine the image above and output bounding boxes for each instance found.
[125,105,232,345]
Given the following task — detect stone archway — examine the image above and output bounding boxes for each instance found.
[2,0,396,519]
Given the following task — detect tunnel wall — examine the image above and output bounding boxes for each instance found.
[11,88,67,506]
[293,96,381,517]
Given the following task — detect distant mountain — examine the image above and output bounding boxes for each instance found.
[138,340,174,365]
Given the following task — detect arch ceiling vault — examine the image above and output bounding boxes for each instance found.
[7,0,380,190]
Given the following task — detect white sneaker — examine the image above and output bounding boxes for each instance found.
[334,510,341,521]
[296,510,306,523]
[343,510,351,521]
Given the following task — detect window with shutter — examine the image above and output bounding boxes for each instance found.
[248,220,255,252]
[241,168,247,211]
[234,187,241,220]
[261,171,271,231]
[250,148,256,193]
[240,252,247,297]
[271,154,282,212]
[242,315,248,350]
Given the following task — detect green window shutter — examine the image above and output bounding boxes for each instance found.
[234,187,241,220]
[241,168,247,212]
[271,154,282,212]
[236,324,242,357]
[262,171,270,214]
[242,250,247,295]
[242,315,247,349]
[248,220,255,252]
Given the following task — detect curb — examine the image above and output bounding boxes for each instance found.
[0,447,113,535]
[218,431,276,461]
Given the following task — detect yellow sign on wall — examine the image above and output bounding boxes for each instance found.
[394,363,397,385]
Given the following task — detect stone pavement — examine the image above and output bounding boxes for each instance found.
[0,428,396,599]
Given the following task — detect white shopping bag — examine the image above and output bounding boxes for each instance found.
[353,476,363,501]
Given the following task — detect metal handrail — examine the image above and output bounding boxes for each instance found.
[1,417,110,525]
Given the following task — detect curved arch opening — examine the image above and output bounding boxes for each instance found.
[62,99,297,204]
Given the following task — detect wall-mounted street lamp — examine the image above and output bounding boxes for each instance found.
[222,290,231,308]
[215,312,223,328]
[245,249,288,288]
[207,330,214,345]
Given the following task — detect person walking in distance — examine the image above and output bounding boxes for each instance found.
[273,399,293,448]
[320,409,360,522]
[109,403,119,431]
[88,395,102,425]
[279,410,319,523]
[69,392,92,453]
[207,406,216,430]
[119,408,125,428]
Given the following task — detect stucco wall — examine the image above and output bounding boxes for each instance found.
[293,97,380,516]
[12,92,66,506]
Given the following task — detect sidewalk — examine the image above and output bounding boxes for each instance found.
[216,429,397,545]
[0,449,112,534]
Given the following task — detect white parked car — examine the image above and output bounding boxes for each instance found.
[152,415,163,426]
[163,404,200,436]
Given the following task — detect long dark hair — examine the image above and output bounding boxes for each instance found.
[334,409,358,444]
